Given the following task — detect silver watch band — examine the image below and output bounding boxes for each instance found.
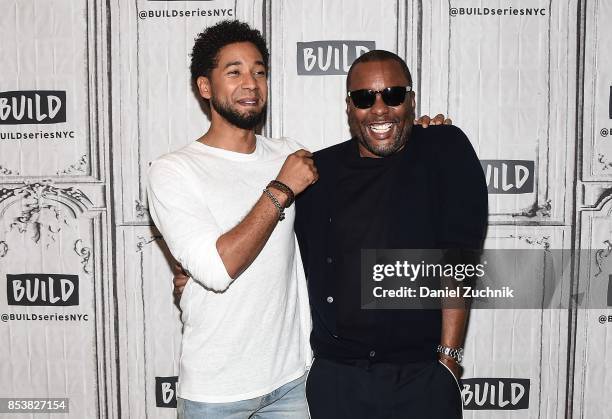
[436,344,464,364]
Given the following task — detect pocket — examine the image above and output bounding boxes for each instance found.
[305,358,315,418]
[437,360,461,391]
[437,360,465,418]
[305,358,316,393]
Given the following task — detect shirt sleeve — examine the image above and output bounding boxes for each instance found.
[436,126,489,250]
[282,137,307,153]
[147,158,234,292]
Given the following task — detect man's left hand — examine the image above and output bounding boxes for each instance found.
[415,114,452,127]
[172,261,189,303]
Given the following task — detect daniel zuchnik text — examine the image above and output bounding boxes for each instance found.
[372,286,515,299]
[371,260,516,300]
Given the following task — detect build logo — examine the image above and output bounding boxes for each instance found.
[0,91,66,125]
[6,274,79,306]
[156,376,178,408]
[481,160,534,194]
[461,378,530,410]
[297,41,375,75]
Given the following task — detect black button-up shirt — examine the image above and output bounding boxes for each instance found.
[295,125,488,364]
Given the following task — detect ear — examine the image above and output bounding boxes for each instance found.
[196,76,212,100]
[345,95,351,114]
[410,91,416,109]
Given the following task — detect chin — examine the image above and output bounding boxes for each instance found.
[361,134,403,156]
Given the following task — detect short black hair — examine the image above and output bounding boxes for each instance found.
[190,20,269,83]
[346,50,412,91]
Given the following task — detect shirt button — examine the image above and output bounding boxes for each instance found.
[329,217,332,223]
[326,296,334,303]
[369,350,376,358]
[326,257,333,264]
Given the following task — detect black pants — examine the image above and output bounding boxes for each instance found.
[306,358,463,419]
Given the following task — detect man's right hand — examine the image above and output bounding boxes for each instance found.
[172,261,189,303]
[275,149,319,196]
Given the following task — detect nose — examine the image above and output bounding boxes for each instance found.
[242,72,257,90]
[369,92,389,116]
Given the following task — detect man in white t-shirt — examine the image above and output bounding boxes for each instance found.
[147,20,317,418]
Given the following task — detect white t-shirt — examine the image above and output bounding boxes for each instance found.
[147,135,312,403]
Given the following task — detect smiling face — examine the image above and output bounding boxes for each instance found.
[346,59,415,158]
[197,42,268,130]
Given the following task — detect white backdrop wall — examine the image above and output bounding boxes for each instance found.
[0,0,611,418]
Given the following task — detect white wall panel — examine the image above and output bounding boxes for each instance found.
[0,0,104,182]
[582,0,612,181]
[115,226,182,418]
[419,0,577,224]
[0,182,111,418]
[572,190,612,418]
[267,0,409,150]
[110,0,263,225]
[462,226,570,418]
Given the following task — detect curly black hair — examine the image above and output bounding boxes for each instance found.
[190,20,269,83]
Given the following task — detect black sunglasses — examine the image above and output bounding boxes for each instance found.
[347,86,412,109]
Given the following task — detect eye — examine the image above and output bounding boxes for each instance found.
[227,70,239,76]
[254,70,267,78]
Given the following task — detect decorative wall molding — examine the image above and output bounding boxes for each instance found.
[581,185,612,210]
[509,234,551,250]
[513,200,552,218]
[134,200,150,219]
[594,239,612,277]
[74,239,93,274]
[56,155,89,176]
[0,180,93,246]
[597,154,612,171]
[0,165,20,176]
[135,235,162,252]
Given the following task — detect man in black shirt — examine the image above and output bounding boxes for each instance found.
[294,50,488,418]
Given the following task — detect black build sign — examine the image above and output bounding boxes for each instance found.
[6,274,79,306]
[461,378,530,410]
[156,376,178,408]
[481,160,534,194]
[296,41,375,75]
[0,91,66,125]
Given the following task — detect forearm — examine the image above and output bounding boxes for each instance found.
[440,307,468,348]
[216,188,289,279]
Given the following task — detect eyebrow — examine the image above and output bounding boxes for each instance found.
[222,60,266,69]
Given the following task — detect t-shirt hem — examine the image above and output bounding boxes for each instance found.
[177,367,307,404]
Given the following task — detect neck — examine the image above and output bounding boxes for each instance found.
[357,141,407,159]
[198,113,257,154]
[358,143,382,158]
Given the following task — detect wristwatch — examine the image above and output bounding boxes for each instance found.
[436,345,464,364]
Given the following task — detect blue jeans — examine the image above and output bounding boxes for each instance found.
[177,373,309,419]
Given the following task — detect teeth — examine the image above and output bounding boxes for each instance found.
[369,123,392,133]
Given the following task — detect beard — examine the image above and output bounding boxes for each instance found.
[210,96,266,130]
[349,112,414,158]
